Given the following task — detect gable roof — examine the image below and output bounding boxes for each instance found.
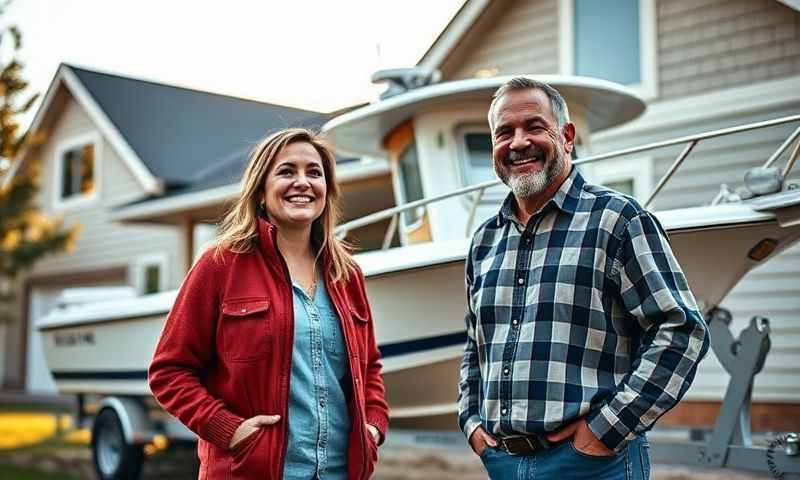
[417,0,490,71]
[3,64,328,192]
[68,65,325,188]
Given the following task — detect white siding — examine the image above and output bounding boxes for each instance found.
[27,96,183,290]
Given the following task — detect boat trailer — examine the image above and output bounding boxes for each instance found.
[649,307,800,477]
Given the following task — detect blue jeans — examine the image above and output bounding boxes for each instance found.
[480,435,650,479]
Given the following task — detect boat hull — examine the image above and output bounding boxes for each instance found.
[38,205,800,430]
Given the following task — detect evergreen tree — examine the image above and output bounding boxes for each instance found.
[0,4,77,323]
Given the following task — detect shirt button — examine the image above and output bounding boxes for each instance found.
[240,308,246,313]
[501,408,508,415]
[512,319,519,326]
[517,278,524,285]
[503,368,510,375]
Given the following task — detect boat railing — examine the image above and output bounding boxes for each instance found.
[336,114,800,250]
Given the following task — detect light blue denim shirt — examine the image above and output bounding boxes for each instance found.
[283,279,351,480]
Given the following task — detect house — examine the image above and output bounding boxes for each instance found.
[0,64,393,392]
[410,0,800,430]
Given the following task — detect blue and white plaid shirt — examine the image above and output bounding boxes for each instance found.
[458,167,710,452]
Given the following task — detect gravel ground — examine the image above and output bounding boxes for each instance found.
[0,441,787,479]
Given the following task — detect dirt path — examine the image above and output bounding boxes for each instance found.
[0,442,782,479]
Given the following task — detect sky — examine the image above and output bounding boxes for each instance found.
[5,0,465,120]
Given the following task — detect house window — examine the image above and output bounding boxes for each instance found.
[54,132,101,209]
[584,157,653,202]
[134,253,168,295]
[560,0,657,98]
[575,0,640,85]
[61,144,95,199]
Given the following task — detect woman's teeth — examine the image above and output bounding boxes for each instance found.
[287,196,313,203]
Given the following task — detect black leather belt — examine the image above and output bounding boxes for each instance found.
[497,434,552,456]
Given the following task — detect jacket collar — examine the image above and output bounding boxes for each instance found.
[497,166,584,228]
[255,216,333,272]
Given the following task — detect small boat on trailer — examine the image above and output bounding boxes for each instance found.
[37,72,800,478]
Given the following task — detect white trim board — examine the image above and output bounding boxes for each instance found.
[593,75,800,141]
[2,65,162,195]
[417,0,490,70]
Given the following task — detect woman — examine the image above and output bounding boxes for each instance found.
[149,128,389,479]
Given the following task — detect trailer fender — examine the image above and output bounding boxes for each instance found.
[98,396,157,445]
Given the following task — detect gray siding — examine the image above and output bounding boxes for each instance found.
[658,0,800,98]
[27,96,183,290]
[441,0,559,81]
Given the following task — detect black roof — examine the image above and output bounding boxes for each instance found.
[69,65,329,189]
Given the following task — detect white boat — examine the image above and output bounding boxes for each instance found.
[36,73,800,476]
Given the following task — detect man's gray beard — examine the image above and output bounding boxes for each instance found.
[496,154,565,198]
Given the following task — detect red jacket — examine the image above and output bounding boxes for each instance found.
[148,218,389,479]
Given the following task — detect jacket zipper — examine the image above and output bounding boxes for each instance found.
[325,275,369,480]
[270,226,295,478]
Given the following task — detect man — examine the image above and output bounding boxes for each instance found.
[458,77,709,479]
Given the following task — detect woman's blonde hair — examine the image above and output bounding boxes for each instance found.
[214,128,356,283]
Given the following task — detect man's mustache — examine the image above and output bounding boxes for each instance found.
[505,145,546,164]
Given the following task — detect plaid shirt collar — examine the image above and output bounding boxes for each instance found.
[497,165,584,228]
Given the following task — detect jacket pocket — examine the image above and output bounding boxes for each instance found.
[220,298,271,362]
[229,427,271,479]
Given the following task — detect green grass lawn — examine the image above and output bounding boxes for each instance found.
[0,464,77,480]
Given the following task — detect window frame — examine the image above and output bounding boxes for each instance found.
[133,252,168,295]
[559,0,658,99]
[52,131,102,211]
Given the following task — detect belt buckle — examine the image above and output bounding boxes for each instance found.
[501,435,550,456]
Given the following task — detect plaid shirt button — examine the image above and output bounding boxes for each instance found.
[517,278,524,285]
[501,408,508,415]
[503,368,510,375]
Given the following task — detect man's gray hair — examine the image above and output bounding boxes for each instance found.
[488,77,570,130]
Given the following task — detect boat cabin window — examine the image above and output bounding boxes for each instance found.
[397,141,424,225]
[455,125,507,202]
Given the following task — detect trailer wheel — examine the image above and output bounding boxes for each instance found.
[91,408,145,480]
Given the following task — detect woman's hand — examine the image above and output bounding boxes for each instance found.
[366,423,380,445]
[229,415,281,450]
